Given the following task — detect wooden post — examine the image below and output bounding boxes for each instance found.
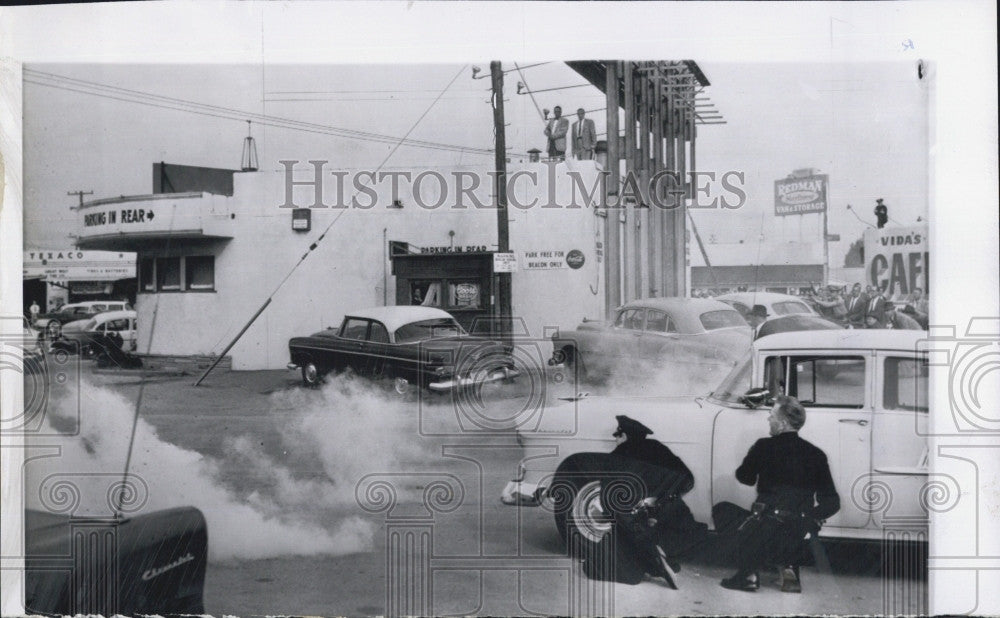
[650,67,664,298]
[604,61,621,316]
[662,74,677,297]
[490,61,512,342]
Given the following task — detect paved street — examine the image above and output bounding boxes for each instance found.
[23,361,925,616]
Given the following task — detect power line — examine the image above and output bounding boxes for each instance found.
[24,68,496,157]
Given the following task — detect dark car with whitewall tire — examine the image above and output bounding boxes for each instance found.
[288,306,519,393]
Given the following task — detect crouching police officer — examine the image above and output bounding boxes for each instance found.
[715,395,840,593]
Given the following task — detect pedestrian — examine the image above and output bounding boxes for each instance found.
[571,107,596,160]
[865,284,889,328]
[715,395,840,593]
[885,302,922,330]
[845,283,868,328]
[910,287,928,319]
[543,105,569,161]
[809,287,846,323]
[28,300,40,324]
[749,305,768,338]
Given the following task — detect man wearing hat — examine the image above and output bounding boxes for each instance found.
[748,305,769,339]
[716,396,840,593]
[604,415,700,588]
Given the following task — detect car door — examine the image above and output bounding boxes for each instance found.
[712,351,873,529]
[363,320,392,378]
[337,317,371,374]
[606,308,646,375]
[639,309,680,361]
[869,352,929,528]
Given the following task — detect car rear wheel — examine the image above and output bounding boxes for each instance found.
[301,362,321,387]
[393,376,411,395]
[562,346,589,382]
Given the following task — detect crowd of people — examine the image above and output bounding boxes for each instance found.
[806,283,927,330]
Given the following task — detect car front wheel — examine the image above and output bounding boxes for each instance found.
[301,362,321,387]
[552,477,613,558]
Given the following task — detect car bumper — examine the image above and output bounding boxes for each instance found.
[287,362,299,370]
[500,480,543,506]
[427,367,520,392]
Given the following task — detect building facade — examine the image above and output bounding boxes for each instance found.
[75,162,606,369]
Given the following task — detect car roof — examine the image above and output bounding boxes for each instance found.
[717,292,812,307]
[618,297,745,332]
[92,310,136,322]
[755,328,926,353]
[344,305,456,333]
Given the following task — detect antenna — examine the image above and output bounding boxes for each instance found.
[241,120,259,172]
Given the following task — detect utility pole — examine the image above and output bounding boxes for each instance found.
[67,190,93,208]
[490,61,512,343]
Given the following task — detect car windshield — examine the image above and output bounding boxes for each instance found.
[699,309,746,330]
[710,352,752,404]
[394,318,466,343]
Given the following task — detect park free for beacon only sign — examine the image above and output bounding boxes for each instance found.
[864,225,929,297]
[774,174,828,216]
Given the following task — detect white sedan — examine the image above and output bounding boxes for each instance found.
[504,329,930,544]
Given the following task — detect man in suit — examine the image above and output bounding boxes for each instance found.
[571,107,597,160]
[865,284,889,328]
[845,283,868,328]
[544,105,569,161]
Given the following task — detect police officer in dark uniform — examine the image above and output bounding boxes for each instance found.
[716,396,840,593]
[602,415,701,588]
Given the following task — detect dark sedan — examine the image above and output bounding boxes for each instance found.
[288,306,519,392]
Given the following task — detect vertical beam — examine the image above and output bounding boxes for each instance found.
[638,63,652,298]
[675,80,688,299]
[621,61,636,302]
[651,68,664,298]
[604,61,621,316]
[662,76,677,296]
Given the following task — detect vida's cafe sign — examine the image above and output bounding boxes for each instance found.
[864,225,929,296]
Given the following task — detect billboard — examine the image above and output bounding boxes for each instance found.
[864,225,929,297]
[774,174,828,216]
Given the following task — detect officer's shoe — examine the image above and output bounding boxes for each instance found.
[720,571,759,592]
[654,544,680,590]
[780,566,802,593]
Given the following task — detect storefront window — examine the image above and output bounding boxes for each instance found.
[140,258,155,292]
[412,281,442,307]
[448,281,481,309]
[185,256,215,291]
[156,257,181,291]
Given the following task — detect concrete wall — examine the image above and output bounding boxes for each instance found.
[132,161,606,369]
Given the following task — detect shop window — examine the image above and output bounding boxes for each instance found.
[140,258,155,292]
[448,281,481,309]
[416,282,442,307]
[156,257,181,291]
[185,256,215,291]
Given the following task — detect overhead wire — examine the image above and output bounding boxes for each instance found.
[24,68,495,157]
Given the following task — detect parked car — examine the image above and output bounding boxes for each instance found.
[53,310,137,356]
[287,306,519,392]
[754,313,843,339]
[25,506,207,615]
[504,329,929,547]
[716,291,817,321]
[34,300,132,339]
[549,298,751,380]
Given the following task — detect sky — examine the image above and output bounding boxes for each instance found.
[22,60,928,266]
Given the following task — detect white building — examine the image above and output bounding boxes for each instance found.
[75,161,607,370]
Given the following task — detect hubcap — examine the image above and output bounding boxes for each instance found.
[570,481,613,543]
[303,363,318,384]
[394,377,409,394]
